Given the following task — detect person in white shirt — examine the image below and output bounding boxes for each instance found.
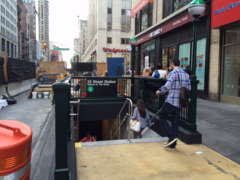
[152,63,167,78]
[157,63,167,78]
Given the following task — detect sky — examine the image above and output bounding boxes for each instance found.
[46,0,89,67]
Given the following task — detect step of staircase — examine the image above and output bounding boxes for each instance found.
[79,136,168,147]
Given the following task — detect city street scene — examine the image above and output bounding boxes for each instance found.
[1,0,240,179]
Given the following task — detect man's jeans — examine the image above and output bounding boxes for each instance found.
[159,102,181,140]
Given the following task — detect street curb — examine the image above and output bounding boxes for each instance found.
[30,106,55,179]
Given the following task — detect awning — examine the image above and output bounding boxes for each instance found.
[131,0,153,18]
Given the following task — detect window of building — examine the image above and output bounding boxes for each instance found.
[2,38,5,51]
[134,3,152,34]
[222,27,240,98]
[7,41,10,57]
[107,37,112,44]
[163,0,191,19]
[11,43,13,57]
[121,0,131,31]
[107,53,112,58]
[107,0,112,29]
[121,38,129,44]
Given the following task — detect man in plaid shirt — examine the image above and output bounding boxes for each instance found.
[156,58,191,150]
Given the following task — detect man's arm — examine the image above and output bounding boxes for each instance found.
[156,73,174,95]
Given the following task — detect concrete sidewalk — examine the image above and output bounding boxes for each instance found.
[0,92,53,149]
[197,99,240,165]
[76,141,240,180]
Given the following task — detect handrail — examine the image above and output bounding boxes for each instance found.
[105,98,133,142]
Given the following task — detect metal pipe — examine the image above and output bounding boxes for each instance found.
[128,101,131,143]
[118,116,120,140]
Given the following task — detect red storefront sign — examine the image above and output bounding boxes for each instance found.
[103,48,131,53]
[136,8,207,45]
[131,0,153,18]
[211,0,240,29]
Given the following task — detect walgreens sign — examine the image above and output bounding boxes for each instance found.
[102,48,131,53]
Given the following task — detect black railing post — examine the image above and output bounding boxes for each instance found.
[53,83,70,180]
[131,45,135,98]
[142,78,146,102]
[186,77,199,132]
[158,79,165,109]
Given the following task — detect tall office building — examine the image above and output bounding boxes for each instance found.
[0,0,18,58]
[24,2,37,60]
[73,38,80,57]
[38,0,49,61]
[79,20,87,61]
[81,0,132,63]
[23,0,36,4]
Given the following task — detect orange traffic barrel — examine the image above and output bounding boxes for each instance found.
[0,120,32,180]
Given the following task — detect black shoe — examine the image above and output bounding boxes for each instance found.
[164,138,178,148]
[165,142,176,150]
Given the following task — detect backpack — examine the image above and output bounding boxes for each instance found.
[153,70,160,78]
[175,71,189,108]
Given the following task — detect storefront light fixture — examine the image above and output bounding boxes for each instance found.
[188,0,206,18]
[130,37,137,46]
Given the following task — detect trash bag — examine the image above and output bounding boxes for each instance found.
[2,95,17,104]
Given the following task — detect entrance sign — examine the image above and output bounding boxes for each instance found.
[86,79,117,97]
[211,0,240,29]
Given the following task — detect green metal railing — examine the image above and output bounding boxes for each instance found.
[53,75,199,180]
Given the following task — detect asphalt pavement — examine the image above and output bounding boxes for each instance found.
[0,92,53,149]
[197,99,240,164]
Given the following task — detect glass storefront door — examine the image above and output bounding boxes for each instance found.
[221,27,240,105]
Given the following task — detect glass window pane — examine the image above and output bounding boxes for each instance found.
[149,52,154,67]
[174,0,191,12]
[179,42,191,70]
[122,9,126,15]
[126,1,131,9]
[108,0,112,8]
[168,45,177,69]
[140,54,144,75]
[107,53,112,58]
[195,38,206,90]
[222,44,240,97]
[122,1,126,9]
[225,27,240,45]
[162,48,168,70]
[141,4,148,31]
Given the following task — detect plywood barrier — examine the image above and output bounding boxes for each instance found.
[97,63,107,77]
[39,62,65,74]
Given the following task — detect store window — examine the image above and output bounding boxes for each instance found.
[195,38,206,90]
[141,39,155,74]
[161,45,177,70]
[222,27,240,98]
[141,4,148,32]
[179,42,191,69]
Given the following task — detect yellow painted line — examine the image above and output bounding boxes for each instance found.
[75,143,81,148]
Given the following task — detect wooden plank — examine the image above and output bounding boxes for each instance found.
[97,63,107,77]
[27,83,38,99]
[33,88,52,92]
[39,62,65,74]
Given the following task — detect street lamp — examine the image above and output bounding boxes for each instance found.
[129,37,137,98]
[130,37,137,78]
[188,0,205,77]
